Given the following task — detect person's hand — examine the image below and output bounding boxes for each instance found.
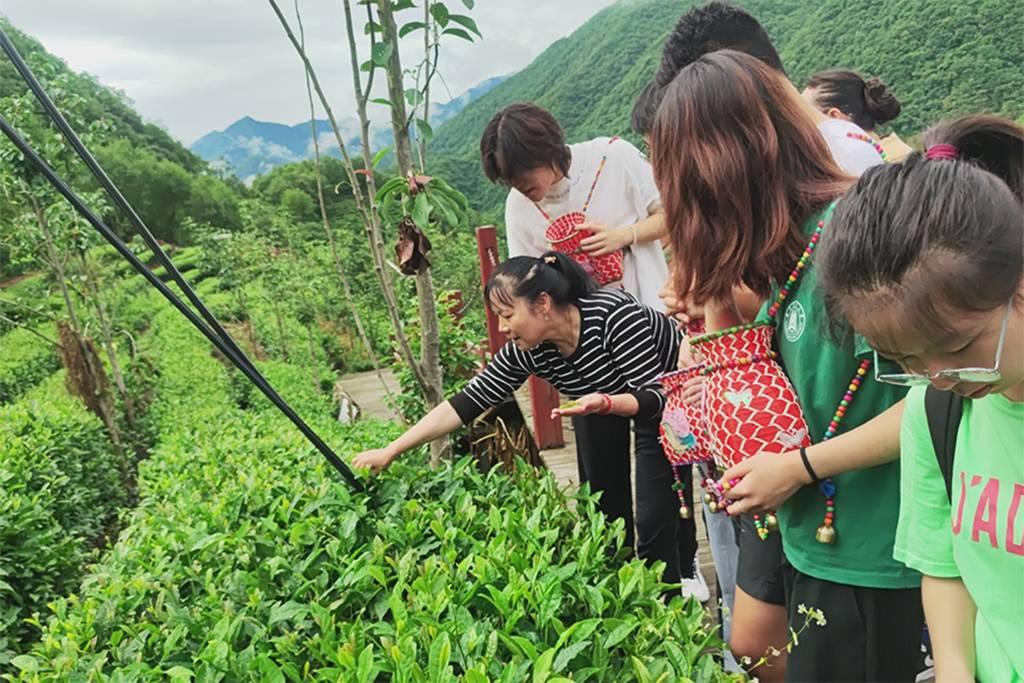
[353,448,397,475]
[718,450,811,515]
[551,393,611,418]
[659,280,704,328]
[677,339,704,369]
[681,375,704,408]
[578,222,630,256]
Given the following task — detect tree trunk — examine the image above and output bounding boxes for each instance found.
[297,9,398,411]
[377,0,447,465]
[306,324,320,393]
[79,250,137,431]
[269,0,433,400]
[270,297,291,361]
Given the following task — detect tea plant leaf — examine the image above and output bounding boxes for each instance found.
[532,646,556,682]
[268,600,307,625]
[603,620,639,649]
[553,639,592,672]
[427,632,452,682]
[166,665,195,682]
[356,645,376,683]
[255,655,285,683]
[11,655,39,672]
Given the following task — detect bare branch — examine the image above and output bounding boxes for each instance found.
[0,313,61,348]
[273,0,431,397]
[296,0,402,417]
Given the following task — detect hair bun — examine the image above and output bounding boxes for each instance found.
[863,76,902,125]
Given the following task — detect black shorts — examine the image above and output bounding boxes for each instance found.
[782,565,924,682]
[732,514,786,606]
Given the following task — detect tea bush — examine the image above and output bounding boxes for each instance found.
[7,311,741,682]
[0,327,60,404]
[0,383,122,664]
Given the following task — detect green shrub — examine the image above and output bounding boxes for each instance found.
[0,391,122,664]
[7,315,740,681]
[0,327,61,404]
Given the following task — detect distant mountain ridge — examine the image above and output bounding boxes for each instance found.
[191,75,507,182]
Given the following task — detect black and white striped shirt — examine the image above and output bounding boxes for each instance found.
[450,290,681,424]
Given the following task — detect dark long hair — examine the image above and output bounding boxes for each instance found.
[651,49,850,305]
[805,69,901,132]
[485,251,598,310]
[820,115,1024,337]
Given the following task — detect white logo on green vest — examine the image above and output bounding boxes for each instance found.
[783,301,806,343]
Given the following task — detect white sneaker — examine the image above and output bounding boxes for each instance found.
[680,558,710,603]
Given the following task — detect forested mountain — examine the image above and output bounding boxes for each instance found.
[0,18,244,251]
[0,18,204,173]
[190,76,508,182]
[430,0,1024,213]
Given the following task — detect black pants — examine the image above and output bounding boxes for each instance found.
[572,413,698,582]
[783,566,924,682]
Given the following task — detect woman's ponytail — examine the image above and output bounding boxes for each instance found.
[485,251,598,309]
[922,114,1024,200]
[805,69,901,131]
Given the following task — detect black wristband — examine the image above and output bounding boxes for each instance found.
[800,446,821,485]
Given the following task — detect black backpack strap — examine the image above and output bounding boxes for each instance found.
[923,387,965,503]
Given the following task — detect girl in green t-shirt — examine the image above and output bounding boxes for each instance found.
[818,115,1024,682]
[650,49,922,681]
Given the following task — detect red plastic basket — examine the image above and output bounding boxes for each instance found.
[544,211,624,286]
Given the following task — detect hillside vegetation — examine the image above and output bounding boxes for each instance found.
[430,0,1024,213]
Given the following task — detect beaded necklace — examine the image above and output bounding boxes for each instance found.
[845,131,887,162]
[698,209,872,543]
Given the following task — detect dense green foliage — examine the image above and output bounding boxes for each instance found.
[5,310,739,682]
[0,326,59,404]
[0,375,123,664]
[430,0,1024,213]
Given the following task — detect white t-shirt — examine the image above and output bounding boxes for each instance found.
[818,119,886,176]
[504,137,669,311]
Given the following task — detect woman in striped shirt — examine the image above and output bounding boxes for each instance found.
[354,251,695,587]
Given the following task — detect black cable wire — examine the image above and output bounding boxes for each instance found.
[0,116,362,491]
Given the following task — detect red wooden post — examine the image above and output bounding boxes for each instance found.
[475,226,503,355]
[475,226,565,449]
[528,375,565,449]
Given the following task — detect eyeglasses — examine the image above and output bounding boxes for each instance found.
[873,298,1013,387]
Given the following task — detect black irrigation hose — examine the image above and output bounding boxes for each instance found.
[0,127,362,493]
[0,27,257,398]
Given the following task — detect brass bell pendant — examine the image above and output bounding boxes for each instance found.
[679,504,692,520]
[765,513,779,532]
[708,500,720,514]
[703,492,713,505]
[815,524,836,544]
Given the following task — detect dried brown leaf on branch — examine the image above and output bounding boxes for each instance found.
[395,215,432,275]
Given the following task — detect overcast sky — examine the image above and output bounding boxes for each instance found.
[1,0,619,145]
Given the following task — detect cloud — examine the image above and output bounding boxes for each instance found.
[2,0,618,144]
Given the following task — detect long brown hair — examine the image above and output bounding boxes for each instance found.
[651,50,850,305]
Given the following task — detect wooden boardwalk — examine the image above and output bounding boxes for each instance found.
[341,369,718,600]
